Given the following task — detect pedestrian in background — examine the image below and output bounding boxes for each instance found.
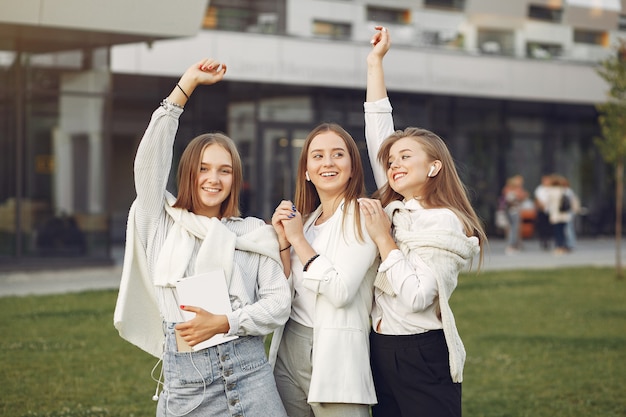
[501,175,529,254]
[547,174,574,255]
[562,176,581,250]
[534,174,553,250]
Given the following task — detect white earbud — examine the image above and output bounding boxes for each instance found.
[152,394,159,402]
[305,171,311,181]
[428,165,436,177]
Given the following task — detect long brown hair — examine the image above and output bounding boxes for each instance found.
[376,127,486,262]
[173,133,242,218]
[294,123,366,241]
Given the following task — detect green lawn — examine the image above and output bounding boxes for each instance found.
[0,267,624,417]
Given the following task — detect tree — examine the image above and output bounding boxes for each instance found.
[595,38,626,279]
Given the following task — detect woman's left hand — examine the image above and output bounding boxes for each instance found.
[174,305,230,347]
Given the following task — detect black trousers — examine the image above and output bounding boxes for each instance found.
[370,329,462,417]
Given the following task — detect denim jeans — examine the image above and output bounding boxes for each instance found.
[506,210,521,248]
[157,322,287,417]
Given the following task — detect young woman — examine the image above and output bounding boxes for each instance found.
[359,27,487,417]
[269,123,379,417]
[113,58,291,417]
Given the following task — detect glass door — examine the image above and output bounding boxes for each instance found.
[258,127,310,221]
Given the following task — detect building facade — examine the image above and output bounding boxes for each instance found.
[0,0,622,266]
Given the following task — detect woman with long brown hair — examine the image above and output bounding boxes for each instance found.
[269,122,379,417]
[358,27,486,417]
[114,58,290,417]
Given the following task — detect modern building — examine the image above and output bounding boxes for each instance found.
[1,0,622,267]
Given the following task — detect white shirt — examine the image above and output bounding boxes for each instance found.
[365,97,461,335]
[290,218,326,327]
[371,198,465,334]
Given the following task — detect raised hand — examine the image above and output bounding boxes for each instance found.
[168,58,228,106]
[368,26,391,64]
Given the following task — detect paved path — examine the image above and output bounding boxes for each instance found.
[0,238,620,298]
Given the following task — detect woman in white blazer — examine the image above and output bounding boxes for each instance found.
[270,123,379,417]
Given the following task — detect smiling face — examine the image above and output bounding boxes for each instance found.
[194,143,233,217]
[386,137,433,200]
[306,131,353,200]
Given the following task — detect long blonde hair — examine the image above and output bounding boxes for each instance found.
[375,127,486,264]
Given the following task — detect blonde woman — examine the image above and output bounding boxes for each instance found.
[359,27,486,417]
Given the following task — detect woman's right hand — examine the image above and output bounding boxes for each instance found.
[169,58,228,105]
[367,26,391,65]
[272,200,297,248]
[184,58,228,87]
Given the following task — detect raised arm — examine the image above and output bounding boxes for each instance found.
[364,27,394,189]
[133,59,227,234]
[367,26,389,103]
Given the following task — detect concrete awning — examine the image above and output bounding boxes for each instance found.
[0,0,210,52]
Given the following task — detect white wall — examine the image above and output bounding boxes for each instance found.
[112,30,608,104]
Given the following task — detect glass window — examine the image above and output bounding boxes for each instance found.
[573,29,608,46]
[423,0,465,11]
[202,0,285,34]
[477,29,515,56]
[526,42,563,59]
[0,49,113,262]
[366,6,411,24]
[528,5,563,22]
[312,20,352,40]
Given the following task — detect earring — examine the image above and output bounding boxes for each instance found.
[305,171,311,181]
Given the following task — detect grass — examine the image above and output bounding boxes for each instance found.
[0,267,625,416]
[455,267,626,417]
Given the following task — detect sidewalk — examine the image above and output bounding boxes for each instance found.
[0,238,620,298]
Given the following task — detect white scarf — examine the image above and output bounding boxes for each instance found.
[374,200,480,382]
[155,197,237,287]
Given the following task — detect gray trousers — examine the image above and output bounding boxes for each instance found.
[273,319,371,417]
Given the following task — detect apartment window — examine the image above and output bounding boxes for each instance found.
[422,30,463,48]
[204,6,253,31]
[526,42,563,59]
[528,5,562,22]
[202,0,285,34]
[312,20,352,40]
[366,6,411,24]
[477,29,515,56]
[573,29,608,46]
[423,0,465,11]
